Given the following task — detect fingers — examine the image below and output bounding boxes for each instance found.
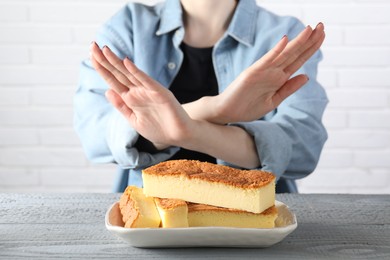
[102,46,142,87]
[282,23,325,74]
[105,89,135,123]
[272,74,308,107]
[90,43,129,94]
[91,42,164,96]
[90,42,136,94]
[253,35,288,67]
[272,25,314,67]
[123,57,158,90]
[284,30,325,75]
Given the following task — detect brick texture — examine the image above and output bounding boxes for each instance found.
[0,0,389,194]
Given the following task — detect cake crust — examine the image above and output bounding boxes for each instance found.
[119,186,140,228]
[154,197,187,210]
[119,186,161,228]
[142,160,275,189]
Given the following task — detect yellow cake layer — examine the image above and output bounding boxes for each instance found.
[188,203,277,228]
[142,160,276,214]
[154,198,189,228]
[119,186,161,228]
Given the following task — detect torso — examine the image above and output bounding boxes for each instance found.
[169,42,219,163]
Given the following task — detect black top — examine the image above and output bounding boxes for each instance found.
[169,42,219,163]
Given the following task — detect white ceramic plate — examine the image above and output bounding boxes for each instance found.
[105,200,297,248]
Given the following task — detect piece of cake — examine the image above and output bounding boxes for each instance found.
[119,185,161,228]
[154,197,277,228]
[154,198,189,228]
[142,160,276,214]
[188,203,278,228]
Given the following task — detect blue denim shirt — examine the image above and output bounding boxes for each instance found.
[74,0,328,193]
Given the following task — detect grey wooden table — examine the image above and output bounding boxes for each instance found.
[1,193,389,259]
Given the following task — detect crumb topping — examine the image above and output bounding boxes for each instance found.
[142,160,275,189]
[154,197,187,210]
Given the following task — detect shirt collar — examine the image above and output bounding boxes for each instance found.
[156,0,183,36]
[227,0,258,47]
[156,0,258,46]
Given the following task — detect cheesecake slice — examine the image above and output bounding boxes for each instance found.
[154,198,189,228]
[119,186,161,228]
[142,160,276,214]
[155,197,278,228]
[188,203,278,228]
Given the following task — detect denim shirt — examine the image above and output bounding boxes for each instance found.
[74,0,328,193]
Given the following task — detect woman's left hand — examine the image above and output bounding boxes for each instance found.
[209,22,326,124]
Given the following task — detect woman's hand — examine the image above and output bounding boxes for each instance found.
[205,22,326,124]
[90,43,194,149]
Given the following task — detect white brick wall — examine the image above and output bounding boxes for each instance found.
[0,0,389,194]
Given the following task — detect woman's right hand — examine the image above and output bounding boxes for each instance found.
[89,43,195,150]
[185,23,325,124]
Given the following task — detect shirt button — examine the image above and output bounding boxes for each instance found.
[168,62,176,70]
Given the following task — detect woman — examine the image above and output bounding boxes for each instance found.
[74,0,328,193]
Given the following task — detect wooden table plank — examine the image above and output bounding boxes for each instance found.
[0,193,389,259]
